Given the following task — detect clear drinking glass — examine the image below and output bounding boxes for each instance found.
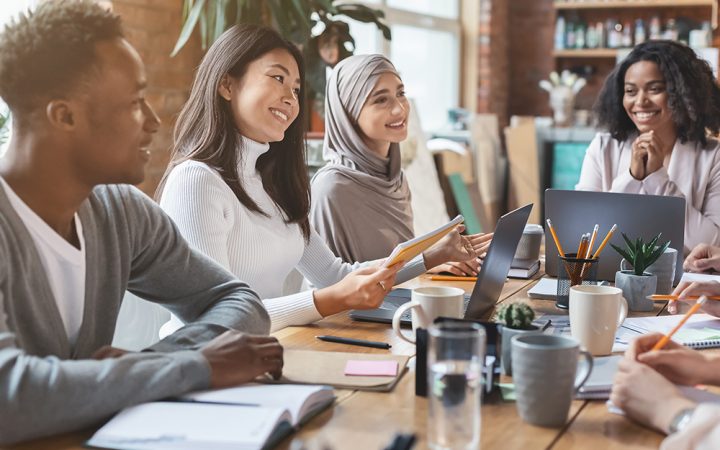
[427,322,485,450]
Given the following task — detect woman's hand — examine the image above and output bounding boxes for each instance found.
[668,281,720,316]
[625,332,719,385]
[429,260,481,276]
[630,131,665,180]
[422,227,493,270]
[610,357,696,434]
[313,263,402,316]
[684,243,720,273]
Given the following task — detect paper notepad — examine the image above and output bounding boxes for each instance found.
[616,314,720,349]
[344,360,398,377]
[384,215,464,267]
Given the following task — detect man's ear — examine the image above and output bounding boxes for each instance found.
[218,74,233,101]
[45,100,76,131]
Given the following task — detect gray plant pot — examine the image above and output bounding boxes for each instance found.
[501,325,540,376]
[614,270,657,311]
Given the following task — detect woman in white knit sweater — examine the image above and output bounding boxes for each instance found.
[157,25,488,333]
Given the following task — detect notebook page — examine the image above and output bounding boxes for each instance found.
[181,384,333,425]
[87,402,289,450]
[616,314,720,346]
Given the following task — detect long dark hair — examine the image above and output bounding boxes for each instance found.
[594,40,720,145]
[158,24,310,240]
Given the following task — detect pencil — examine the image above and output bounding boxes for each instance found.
[546,219,565,257]
[650,295,720,302]
[591,224,617,259]
[587,224,599,258]
[651,296,708,351]
[430,275,477,282]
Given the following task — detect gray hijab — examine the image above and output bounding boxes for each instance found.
[310,54,414,263]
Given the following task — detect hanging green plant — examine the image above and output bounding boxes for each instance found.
[171,0,391,122]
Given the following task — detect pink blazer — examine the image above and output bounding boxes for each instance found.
[576,132,720,254]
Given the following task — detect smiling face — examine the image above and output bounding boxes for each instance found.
[219,48,301,143]
[71,38,160,186]
[357,72,409,157]
[622,60,675,134]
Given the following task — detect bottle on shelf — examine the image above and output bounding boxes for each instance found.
[575,22,586,49]
[566,20,576,49]
[663,19,679,41]
[621,20,633,48]
[634,19,646,46]
[595,21,606,48]
[649,15,662,40]
[554,15,566,50]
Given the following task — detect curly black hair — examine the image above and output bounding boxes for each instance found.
[594,40,720,146]
[0,0,123,117]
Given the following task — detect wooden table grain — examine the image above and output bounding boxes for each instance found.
[2,273,673,450]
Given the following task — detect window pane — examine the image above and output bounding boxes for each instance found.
[387,0,458,19]
[390,25,458,131]
[344,17,383,55]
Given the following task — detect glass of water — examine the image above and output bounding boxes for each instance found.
[427,321,485,450]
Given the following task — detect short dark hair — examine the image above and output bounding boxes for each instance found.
[0,0,123,116]
[594,40,720,145]
[159,24,311,241]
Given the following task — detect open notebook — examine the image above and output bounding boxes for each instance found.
[86,384,334,450]
[616,314,720,350]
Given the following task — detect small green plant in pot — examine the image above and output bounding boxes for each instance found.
[495,302,539,376]
[611,233,669,311]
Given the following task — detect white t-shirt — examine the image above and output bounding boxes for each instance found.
[0,177,86,348]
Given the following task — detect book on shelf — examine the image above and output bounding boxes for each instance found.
[86,384,334,450]
[508,258,540,279]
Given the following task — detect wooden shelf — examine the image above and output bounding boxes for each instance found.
[554,0,715,10]
[553,48,620,57]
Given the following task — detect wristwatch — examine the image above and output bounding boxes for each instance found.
[668,407,696,434]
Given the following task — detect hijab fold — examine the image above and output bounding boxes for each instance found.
[311,54,414,262]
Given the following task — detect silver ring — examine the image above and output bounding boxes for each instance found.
[378,281,387,291]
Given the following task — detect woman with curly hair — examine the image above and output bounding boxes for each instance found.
[576,40,720,253]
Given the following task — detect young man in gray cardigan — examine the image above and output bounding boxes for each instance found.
[0,1,283,444]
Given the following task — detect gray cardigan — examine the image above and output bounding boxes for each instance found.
[0,184,270,444]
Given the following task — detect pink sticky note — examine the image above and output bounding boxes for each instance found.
[344,360,398,377]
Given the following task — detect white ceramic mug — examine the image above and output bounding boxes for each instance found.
[392,286,465,344]
[569,285,628,356]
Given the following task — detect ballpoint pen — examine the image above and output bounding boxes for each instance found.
[316,335,392,349]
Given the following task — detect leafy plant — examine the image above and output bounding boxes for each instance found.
[495,302,536,330]
[0,111,9,146]
[171,0,391,118]
[611,232,670,276]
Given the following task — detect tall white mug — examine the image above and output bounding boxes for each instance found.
[392,286,465,344]
[569,285,628,355]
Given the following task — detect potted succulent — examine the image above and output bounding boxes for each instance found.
[495,301,539,376]
[611,233,669,311]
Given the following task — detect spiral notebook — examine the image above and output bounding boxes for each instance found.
[615,314,720,349]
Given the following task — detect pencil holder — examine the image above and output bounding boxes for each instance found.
[556,253,599,309]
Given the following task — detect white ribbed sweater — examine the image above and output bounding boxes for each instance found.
[160,136,426,332]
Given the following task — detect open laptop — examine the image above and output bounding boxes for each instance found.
[350,204,533,325]
[544,189,685,283]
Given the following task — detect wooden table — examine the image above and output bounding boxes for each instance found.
[3,274,670,450]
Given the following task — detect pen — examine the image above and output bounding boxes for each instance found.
[316,335,392,349]
[430,275,477,282]
[651,296,708,351]
[650,295,720,302]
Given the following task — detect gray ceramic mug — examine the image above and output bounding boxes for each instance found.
[511,334,593,427]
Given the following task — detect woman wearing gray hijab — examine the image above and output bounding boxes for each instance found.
[311,54,490,274]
